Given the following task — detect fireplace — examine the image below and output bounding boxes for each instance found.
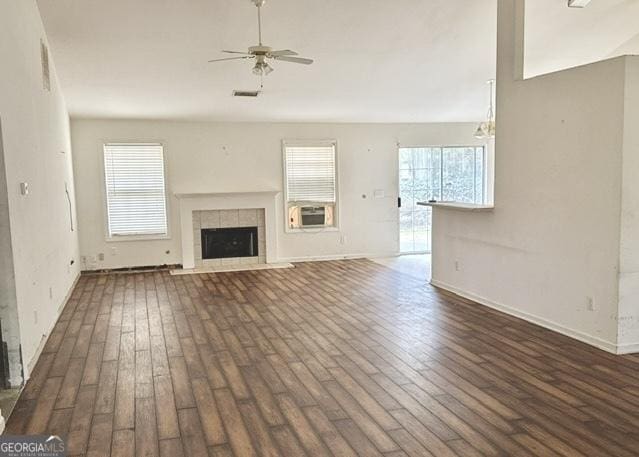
[176,192,278,270]
[201,227,258,259]
[192,208,266,268]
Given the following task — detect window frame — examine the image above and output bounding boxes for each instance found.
[397,144,489,254]
[101,142,171,242]
[398,144,488,205]
[440,145,487,204]
[282,139,340,233]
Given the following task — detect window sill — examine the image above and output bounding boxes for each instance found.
[417,201,494,212]
[106,234,171,242]
[285,227,340,234]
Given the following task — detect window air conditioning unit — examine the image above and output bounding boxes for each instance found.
[288,204,335,229]
[300,206,326,227]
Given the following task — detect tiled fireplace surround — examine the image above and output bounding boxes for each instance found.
[193,209,266,268]
[176,191,279,270]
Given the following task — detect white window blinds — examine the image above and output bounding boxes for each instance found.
[103,143,168,237]
[285,143,336,203]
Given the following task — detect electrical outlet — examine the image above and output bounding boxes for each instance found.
[339,235,346,245]
[98,252,105,261]
[587,297,595,311]
[455,260,461,271]
[110,247,117,256]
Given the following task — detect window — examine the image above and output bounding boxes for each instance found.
[103,143,168,238]
[283,141,337,230]
[399,146,485,253]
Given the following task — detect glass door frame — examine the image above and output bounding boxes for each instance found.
[397,145,487,255]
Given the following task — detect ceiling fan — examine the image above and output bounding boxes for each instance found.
[208,0,314,77]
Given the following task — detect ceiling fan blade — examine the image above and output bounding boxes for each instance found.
[273,56,314,65]
[269,49,298,57]
[208,56,252,63]
[222,50,253,55]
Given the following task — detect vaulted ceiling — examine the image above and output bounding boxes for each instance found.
[525,0,639,78]
[36,0,639,122]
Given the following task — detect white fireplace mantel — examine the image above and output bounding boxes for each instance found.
[176,190,280,269]
[175,190,280,199]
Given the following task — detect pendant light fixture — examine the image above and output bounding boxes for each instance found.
[474,79,496,140]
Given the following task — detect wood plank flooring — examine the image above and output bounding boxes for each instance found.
[6,259,639,456]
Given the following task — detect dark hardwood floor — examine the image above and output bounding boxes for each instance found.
[5,259,639,456]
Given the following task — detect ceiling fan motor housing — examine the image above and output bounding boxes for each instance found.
[251,0,267,7]
[248,45,272,56]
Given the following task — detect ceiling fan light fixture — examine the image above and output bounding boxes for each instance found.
[208,0,314,82]
[252,61,273,76]
[264,62,274,75]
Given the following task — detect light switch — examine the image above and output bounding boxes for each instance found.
[373,189,385,199]
[19,182,29,195]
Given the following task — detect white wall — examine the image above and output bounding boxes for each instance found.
[71,120,486,269]
[0,0,81,381]
[431,0,636,352]
[618,58,639,350]
[0,120,22,387]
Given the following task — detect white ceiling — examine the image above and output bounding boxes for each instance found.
[36,0,498,122]
[525,0,639,78]
[36,0,639,123]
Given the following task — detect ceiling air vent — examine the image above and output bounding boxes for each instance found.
[233,90,260,98]
[40,39,51,91]
[568,0,591,7]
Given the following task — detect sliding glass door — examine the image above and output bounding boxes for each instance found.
[399,146,485,253]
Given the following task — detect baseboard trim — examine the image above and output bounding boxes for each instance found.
[170,263,294,275]
[430,278,623,355]
[278,252,398,263]
[25,272,81,380]
[82,264,181,275]
[616,342,639,355]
